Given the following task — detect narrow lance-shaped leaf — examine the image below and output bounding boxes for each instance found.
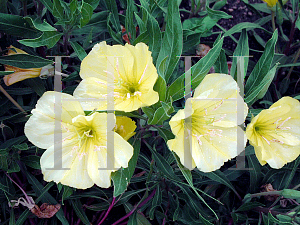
[0,13,41,38]
[125,0,136,43]
[245,30,278,105]
[70,41,87,61]
[19,31,63,49]
[0,54,53,69]
[167,37,224,101]
[156,0,183,82]
[230,29,249,81]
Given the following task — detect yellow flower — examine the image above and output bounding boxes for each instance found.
[167,74,248,172]
[114,116,136,141]
[262,0,278,8]
[73,41,159,112]
[24,91,133,189]
[246,97,300,169]
[3,46,42,86]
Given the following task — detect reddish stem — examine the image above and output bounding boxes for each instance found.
[98,197,116,225]
[284,13,299,55]
[112,189,156,225]
[5,173,32,204]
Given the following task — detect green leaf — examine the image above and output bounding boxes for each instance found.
[107,13,123,44]
[281,189,300,199]
[70,199,90,225]
[80,2,93,27]
[0,13,41,38]
[21,155,41,169]
[70,41,87,61]
[230,29,249,81]
[235,202,265,212]
[245,63,279,106]
[0,136,27,149]
[197,170,240,198]
[24,16,57,32]
[19,31,63,49]
[23,77,46,97]
[245,30,278,104]
[13,143,28,150]
[126,138,141,180]
[283,156,300,189]
[148,102,174,125]
[62,185,73,203]
[156,127,175,142]
[125,0,136,43]
[140,6,162,64]
[84,0,100,9]
[279,76,290,94]
[25,171,69,225]
[0,150,8,171]
[146,143,179,181]
[142,106,155,119]
[214,49,228,73]
[7,161,20,173]
[9,207,15,225]
[267,212,293,224]
[111,138,140,197]
[127,211,138,225]
[0,71,14,76]
[71,11,108,35]
[172,152,217,222]
[247,154,262,193]
[111,168,128,197]
[149,185,162,219]
[53,0,65,20]
[0,54,53,69]
[0,183,10,193]
[224,22,268,37]
[104,0,121,32]
[206,5,232,20]
[156,0,183,82]
[16,182,55,225]
[167,37,224,101]
[153,75,166,102]
[38,0,53,13]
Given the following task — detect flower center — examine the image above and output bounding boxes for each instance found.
[128,86,136,94]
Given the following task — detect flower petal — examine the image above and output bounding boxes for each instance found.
[87,132,133,188]
[125,42,158,87]
[3,67,41,86]
[25,92,84,149]
[40,138,94,189]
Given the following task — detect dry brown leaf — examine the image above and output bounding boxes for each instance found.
[260,183,280,201]
[30,203,61,219]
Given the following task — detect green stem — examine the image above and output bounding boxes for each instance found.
[251,190,282,198]
[271,11,276,32]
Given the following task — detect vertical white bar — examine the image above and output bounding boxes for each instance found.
[184,56,193,169]
[48,56,69,170]
[106,56,115,170]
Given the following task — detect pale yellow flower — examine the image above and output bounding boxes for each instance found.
[114,116,136,141]
[24,91,133,189]
[246,97,300,169]
[262,0,278,8]
[167,74,248,172]
[3,46,42,86]
[73,41,159,112]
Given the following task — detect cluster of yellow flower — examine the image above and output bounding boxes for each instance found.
[21,42,300,189]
